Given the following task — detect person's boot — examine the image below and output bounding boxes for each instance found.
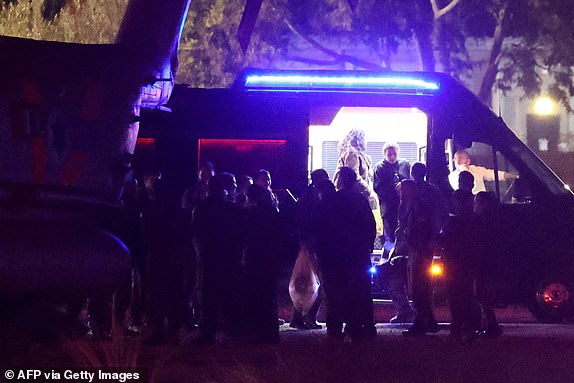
[476,308,501,338]
[387,278,414,324]
[303,290,323,329]
[289,310,310,330]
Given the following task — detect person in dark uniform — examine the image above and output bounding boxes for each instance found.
[254,169,279,211]
[398,180,439,337]
[142,171,189,344]
[181,162,216,329]
[219,172,238,203]
[441,189,485,343]
[411,162,448,236]
[316,167,377,341]
[182,161,215,211]
[374,142,411,245]
[242,184,283,344]
[381,163,446,325]
[236,174,253,208]
[474,191,502,338]
[191,175,243,344]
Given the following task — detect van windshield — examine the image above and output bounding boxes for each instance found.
[504,128,572,197]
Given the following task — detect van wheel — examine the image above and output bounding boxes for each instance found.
[530,278,573,323]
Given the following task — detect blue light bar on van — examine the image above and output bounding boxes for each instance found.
[243,73,439,94]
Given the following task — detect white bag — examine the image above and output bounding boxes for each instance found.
[289,246,320,316]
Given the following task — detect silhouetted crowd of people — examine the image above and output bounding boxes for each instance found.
[111,157,379,345]
[118,163,291,345]
[106,131,506,346]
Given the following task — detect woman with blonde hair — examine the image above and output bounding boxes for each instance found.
[333,128,383,237]
[333,129,373,198]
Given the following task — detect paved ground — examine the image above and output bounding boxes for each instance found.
[146,320,574,383]
[3,302,574,383]
[279,298,540,326]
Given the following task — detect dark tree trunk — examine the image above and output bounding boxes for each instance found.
[478,6,507,104]
[415,24,436,72]
[413,0,436,72]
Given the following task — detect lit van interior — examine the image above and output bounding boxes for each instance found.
[309,106,428,180]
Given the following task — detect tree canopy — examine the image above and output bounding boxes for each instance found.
[176,0,574,109]
[0,0,127,43]
[1,0,573,108]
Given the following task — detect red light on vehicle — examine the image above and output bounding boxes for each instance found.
[199,139,287,152]
[199,139,286,147]
[197,138,289,176]
[136,137,156,146]
[544,293,553,302]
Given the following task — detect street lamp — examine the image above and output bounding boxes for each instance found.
[527,96,559,152]
[533,96,557,116]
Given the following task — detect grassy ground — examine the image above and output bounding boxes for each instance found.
[2,322,573,383]
[0,282,565,383]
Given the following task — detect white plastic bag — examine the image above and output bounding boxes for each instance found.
[289,246,320,316]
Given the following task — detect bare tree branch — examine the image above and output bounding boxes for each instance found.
[284,56,342,66]
[430,0,461,19]
[283,18,383,70]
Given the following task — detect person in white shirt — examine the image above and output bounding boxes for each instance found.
[448,150,517,194]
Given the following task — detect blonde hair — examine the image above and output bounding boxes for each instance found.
[338,129,366,153]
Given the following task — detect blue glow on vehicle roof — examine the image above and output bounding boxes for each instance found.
[243,73,440,93]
